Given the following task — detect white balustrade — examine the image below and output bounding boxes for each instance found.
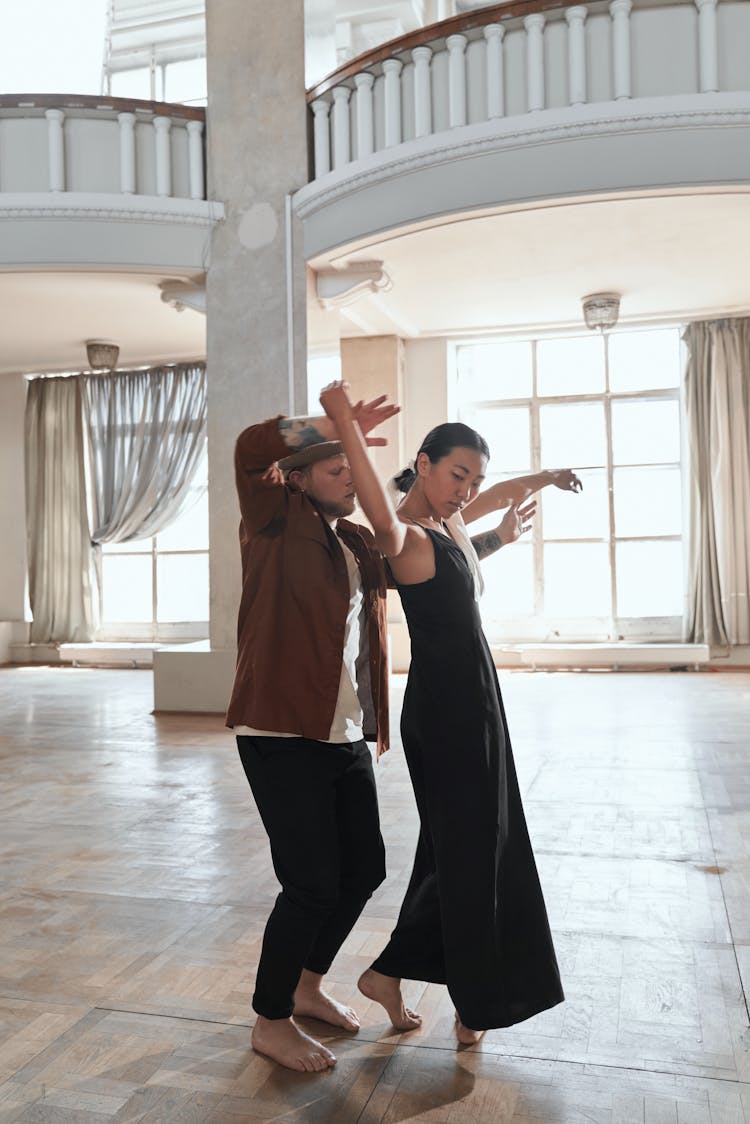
[1,100,206,201]
[153,114,172,197]
[117,112,136,194]
[383,58,403,147]
[412,46,433,138]
[311,98,331,176]
[524,14,546,112]
[566,6,588,106]
[446,34,468,128]
[187,119,205,200]
[484,23,505,119]
[45,109,65,192]
[610,0,633,100]
[304,0,749,184]
[332,86,351,168]
[355,72,375,158]
[695,0,719,93]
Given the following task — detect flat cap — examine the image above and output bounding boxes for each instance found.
[277,441,344,473]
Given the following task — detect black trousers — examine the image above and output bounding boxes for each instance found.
[237,735,386,1020]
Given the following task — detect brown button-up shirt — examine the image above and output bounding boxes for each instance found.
[225,417,390,757]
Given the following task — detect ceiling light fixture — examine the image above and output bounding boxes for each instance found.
[85,340,120,371]
[581,292,621,332]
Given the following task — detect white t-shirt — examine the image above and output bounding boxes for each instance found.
[234,534,365,743]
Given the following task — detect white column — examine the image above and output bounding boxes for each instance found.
[383,58,403,147]
[117,111,136,194]
[354,71,375,158]
[446,34,467,128]
[331,85,351,168]
[153,114,172,196]
[187,119,205,199]
[484,23,505,119]
[45,109,65,192]
[566,6,588,106]
[695,0,719,93]
[610,0,633,100]
[412,46,432,138]
[311,97,331,176]
[524,14,546,112]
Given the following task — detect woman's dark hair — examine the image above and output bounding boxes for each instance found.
[393,422,490,494]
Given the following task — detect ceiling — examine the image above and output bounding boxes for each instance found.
[307,189,750,350]
[0,270,206,376]
[1,189,749,376]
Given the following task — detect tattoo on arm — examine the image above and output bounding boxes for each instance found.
[471,529,503,561]
[279,417,327,449]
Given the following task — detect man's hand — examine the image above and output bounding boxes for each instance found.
[550,469,583,493]
[498,500,536,547]
[320,381,400,447]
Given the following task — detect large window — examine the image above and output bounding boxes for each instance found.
[456,327,685,642]
[97,452,209,641]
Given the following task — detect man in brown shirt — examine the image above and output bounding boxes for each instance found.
[228,396,399,1072]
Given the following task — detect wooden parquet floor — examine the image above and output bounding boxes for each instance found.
[1,666,750,1122]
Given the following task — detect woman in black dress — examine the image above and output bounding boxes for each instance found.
[320,382,579,1044]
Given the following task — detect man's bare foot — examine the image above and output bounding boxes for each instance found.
[293,991,360,1031]
[357,968,422,1031]
[251,1015,336,1072]
[293,968,360,1031]
[455,1013,486,1045]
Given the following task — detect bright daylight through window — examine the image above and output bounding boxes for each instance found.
[98,451,209,640]
[456,327,685,642]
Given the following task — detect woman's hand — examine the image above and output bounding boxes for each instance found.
[549,469,583,493]
[320,381,400,447]
[320,380,355,425]
[498,500,536,546]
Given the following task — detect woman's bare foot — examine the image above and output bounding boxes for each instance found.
[357,968,422,1031]
[251,1015,336,1072]
[455,1012,486,1045]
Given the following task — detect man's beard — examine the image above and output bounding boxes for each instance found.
[316,497,356,519]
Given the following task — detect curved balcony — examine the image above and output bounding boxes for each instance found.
[0,95,223,271]
[296,0,750,256]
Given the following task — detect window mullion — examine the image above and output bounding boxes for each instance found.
[604,335,617,640]
[530,340,544,623]
[152,537,158,640]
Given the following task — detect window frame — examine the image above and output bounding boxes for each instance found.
[454,326,687,643]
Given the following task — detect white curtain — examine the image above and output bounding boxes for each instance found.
[683,319,750,645]
[82,363,207,545]
[25,376,94,643]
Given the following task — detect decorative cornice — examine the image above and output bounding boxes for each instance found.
[294,94,750,218]
[0,193,224,226]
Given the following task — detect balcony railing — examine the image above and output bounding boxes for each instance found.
[306,0,748,180]
[0,94,206,200]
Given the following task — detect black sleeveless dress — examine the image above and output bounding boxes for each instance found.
[370,527,564,1030]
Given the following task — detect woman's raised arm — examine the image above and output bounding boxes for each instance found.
[319,382,407,558]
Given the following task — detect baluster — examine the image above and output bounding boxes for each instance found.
[484,23,505,119]
[446,34,468,128]
[566,6,588,106]
[117,112,136,194]
[412,46,433,138]
[524,14,546,112]
[187,119,204,199]
[354,72,375,158]
[610,0,633,100]
[45,109,65,192]
[153,114,172,197]
[332,86,351,169]
[311,98,331,177]
[695,0,719,93]
[383,58,403,147]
